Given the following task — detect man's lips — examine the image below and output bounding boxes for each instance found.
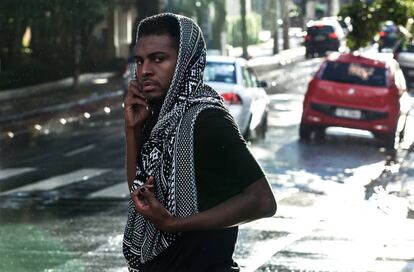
[142,81,158,92]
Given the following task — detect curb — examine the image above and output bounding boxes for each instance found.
[248,47,306,74]
[0,72,117,102]
[0,90,124,125]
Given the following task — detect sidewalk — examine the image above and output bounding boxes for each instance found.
[0,44,305,128]
[0,73,124,137]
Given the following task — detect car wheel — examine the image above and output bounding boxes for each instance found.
[243,115,252,142]
[314,126,326,140]
[375,132,396,149]
[256,113,268,140]
[384,134,396,149]
[299,123,312,140]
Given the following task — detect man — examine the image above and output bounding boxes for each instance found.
[123,13,277,272]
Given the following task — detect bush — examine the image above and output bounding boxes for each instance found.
[0,57,71,90]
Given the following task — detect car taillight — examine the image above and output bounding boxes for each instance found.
[305,35,312,41]
[328,32,337,39]
[221,92,242,105]
[379,31,386,37]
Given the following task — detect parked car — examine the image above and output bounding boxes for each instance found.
[394,40,414,91]
[321,16,352,36]
[376,21,401,52]
[304,20,345,58]
[205,55,269,140]
[299,52,407,148]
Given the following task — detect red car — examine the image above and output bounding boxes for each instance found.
[300,52,407,148]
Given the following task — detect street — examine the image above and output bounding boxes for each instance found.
[1,56,414,272]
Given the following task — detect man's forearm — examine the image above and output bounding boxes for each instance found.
[169,177,277,232]
[125,126,141,189]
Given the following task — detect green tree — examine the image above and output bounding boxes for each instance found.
[133,0,161,43]
[0,0,114,89]
[166,0,227,51]
[339,0,414,51]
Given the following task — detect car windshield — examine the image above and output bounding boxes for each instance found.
[204,62,236,84]
[320,61,387,87]
[307,25,334,36]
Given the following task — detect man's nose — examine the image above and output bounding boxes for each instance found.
[141,61,153,77]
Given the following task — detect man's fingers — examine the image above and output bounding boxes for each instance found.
[124,97,149,111]
[146,176,154,185]
[131,191,148,211]
[128,80,146,100]
[139,187,157,205]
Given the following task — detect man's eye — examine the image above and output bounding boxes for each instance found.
[136,60,143,65]
[154,57,163,63]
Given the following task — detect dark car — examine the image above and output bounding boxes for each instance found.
[377,21,401,52]
[304,20,345,58]
[300,52,407,148]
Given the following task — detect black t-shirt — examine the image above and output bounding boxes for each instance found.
[140,109,265,272]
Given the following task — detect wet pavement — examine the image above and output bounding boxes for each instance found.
[0,73,124,140]
[1,50,414,271]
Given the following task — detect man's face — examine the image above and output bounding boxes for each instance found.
[135,34,178,104]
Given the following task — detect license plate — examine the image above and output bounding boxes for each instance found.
[335,108,362,119]
[314,35,325,41]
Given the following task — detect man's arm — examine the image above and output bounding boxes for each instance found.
[132,176,276,233]
[125,126,140,189]
[124,80,151,189]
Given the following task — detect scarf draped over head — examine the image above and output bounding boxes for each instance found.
[123,13,227,269]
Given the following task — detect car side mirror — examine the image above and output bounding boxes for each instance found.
[258,80,268,88]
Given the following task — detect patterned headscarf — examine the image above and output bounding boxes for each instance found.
[123,13,227,269]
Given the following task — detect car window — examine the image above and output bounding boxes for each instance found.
[307,25,335,36]
[248,68,259,87]
[242,67,256,88]
[320,61,387,87]
[400,44,414,53]
[204,62,236,84]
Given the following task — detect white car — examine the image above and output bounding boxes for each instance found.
[394,41,414,91]
[204,55,269,140]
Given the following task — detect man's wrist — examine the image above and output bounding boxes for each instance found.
[167,216,182,233]
[125,123,143,134]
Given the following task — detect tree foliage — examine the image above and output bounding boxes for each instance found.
[339,0,414,51]
[0,0,115,89]
[167,0,227,50]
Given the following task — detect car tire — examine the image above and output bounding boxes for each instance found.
[384,134,396,149]
[256,112,268,140]
[299,123,312,140]
[243,115,252,142]
[374,131,396,149]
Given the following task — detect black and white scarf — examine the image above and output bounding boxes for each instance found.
[123,13,227,269]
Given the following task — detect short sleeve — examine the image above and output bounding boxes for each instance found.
[194,108,265,211]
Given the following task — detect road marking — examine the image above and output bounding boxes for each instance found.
[88,182,129,199]
[0,168,36,180]
[64,144,96,157]
[235,192,328,272]
[238,231,314,272]
[1,168,110,194]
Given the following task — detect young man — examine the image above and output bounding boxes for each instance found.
[123,13,277,272]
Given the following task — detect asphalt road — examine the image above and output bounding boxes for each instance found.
[1,56,414,272]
